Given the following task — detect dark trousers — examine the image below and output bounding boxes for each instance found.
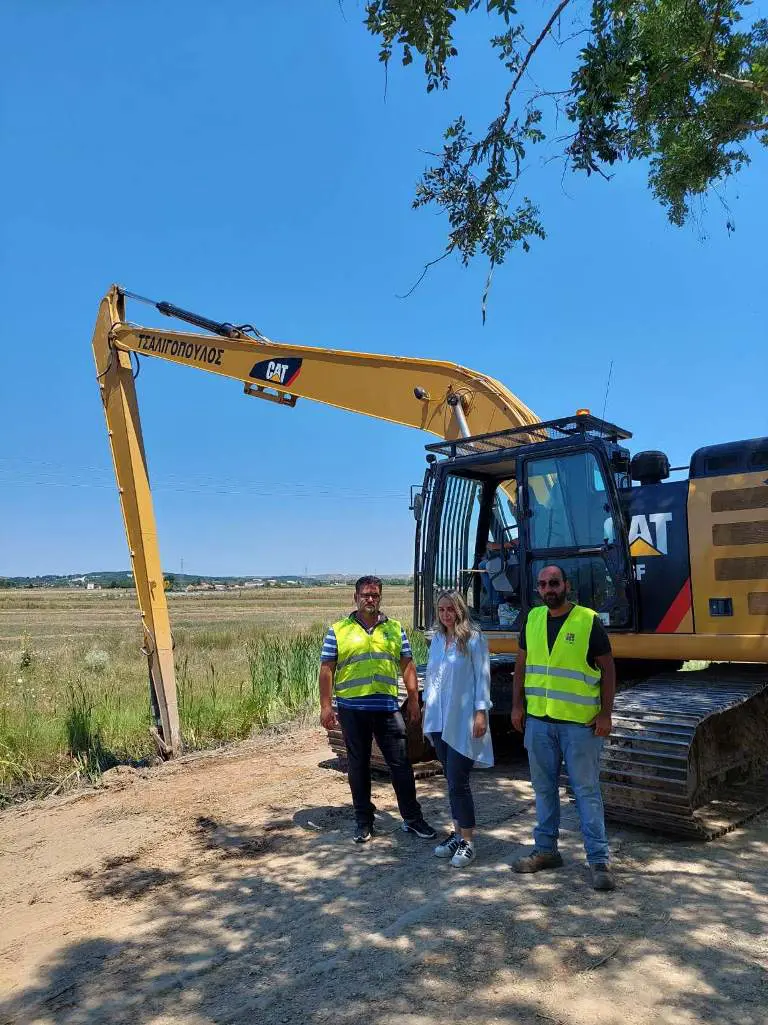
[337,705,422,826]
[429,732,476,830]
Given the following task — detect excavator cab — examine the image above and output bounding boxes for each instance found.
[414,413,635,633]
[414,413,768,839]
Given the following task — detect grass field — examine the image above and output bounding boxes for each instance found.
[0,586,423,804]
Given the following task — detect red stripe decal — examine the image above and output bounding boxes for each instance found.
[656,578,692,633]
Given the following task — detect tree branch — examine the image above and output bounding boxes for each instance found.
[396,251,451,298]
[704,0,723,56]
[552,26,591,49]
[730,120,768,135]
[500,0,573,120]
[713,71,768,103]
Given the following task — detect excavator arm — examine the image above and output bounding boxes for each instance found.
[92,285,537,755]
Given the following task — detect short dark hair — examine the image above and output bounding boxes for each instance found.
[538,564,568,585]
[355,575,383,595]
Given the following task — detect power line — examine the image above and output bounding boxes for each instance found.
[0,477,406,501]
[0,457,408,498]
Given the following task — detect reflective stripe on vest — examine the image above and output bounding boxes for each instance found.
[523,604,601,724]
[333,616,402,700]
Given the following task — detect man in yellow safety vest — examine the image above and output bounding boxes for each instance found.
[319,575,435,844]
[511,564,616,891]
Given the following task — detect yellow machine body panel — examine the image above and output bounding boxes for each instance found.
[688,468,768,642]
[111,322,537,440]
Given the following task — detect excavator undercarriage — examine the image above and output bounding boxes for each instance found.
[328,662,768,839]
[602,664,768,838]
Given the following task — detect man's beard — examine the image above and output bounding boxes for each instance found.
[544,591,567,609]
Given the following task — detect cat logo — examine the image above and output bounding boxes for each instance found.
[628,512,672,557]
[565,632,575,643]
[249,357,303,388]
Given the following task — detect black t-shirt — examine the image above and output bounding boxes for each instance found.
[518,607,611,671]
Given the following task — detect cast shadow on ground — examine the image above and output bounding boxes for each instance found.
[1,765,767,1025]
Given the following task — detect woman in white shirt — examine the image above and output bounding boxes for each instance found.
[423,590,493,867]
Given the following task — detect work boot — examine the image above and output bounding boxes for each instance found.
[590,863,616,891]
[512,850,563,873]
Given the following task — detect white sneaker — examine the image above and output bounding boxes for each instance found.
[434,832,461,859]
[450,839,476,868]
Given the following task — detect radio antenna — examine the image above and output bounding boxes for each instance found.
[601,360,614,421]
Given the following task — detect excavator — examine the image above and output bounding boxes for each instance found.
[92,285,768,839]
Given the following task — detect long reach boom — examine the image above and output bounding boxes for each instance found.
[92,285,537,754]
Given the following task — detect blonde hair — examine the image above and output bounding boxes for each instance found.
[433,590,476,655]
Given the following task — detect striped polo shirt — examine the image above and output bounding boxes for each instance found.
[321,612,412,711]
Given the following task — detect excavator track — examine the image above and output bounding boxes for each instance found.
[601,665,768,838]
[326,663,768,838]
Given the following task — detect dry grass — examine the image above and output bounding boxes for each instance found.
[0,586,423,804]
[0,586,415,643]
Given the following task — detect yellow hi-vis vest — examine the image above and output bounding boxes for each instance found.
[524,604,602,723]
[332,615,402,700]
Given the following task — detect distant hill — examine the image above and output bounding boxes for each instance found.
[0,571,412,590]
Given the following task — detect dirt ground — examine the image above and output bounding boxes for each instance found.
[1,726,766,1025]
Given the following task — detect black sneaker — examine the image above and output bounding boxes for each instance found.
[402,816,436,839]
[353,824,375,844]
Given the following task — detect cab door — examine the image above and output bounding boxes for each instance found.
[519,444,634,628]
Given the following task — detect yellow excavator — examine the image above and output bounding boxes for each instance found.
[92,286,768,838]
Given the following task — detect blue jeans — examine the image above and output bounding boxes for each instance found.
[524,715,609,865]
[429,732,476,829]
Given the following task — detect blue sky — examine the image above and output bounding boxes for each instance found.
[1,2,766,578]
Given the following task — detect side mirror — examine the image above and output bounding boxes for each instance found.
[412,492,424,522]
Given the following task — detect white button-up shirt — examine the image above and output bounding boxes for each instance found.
[423,631,494,766]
